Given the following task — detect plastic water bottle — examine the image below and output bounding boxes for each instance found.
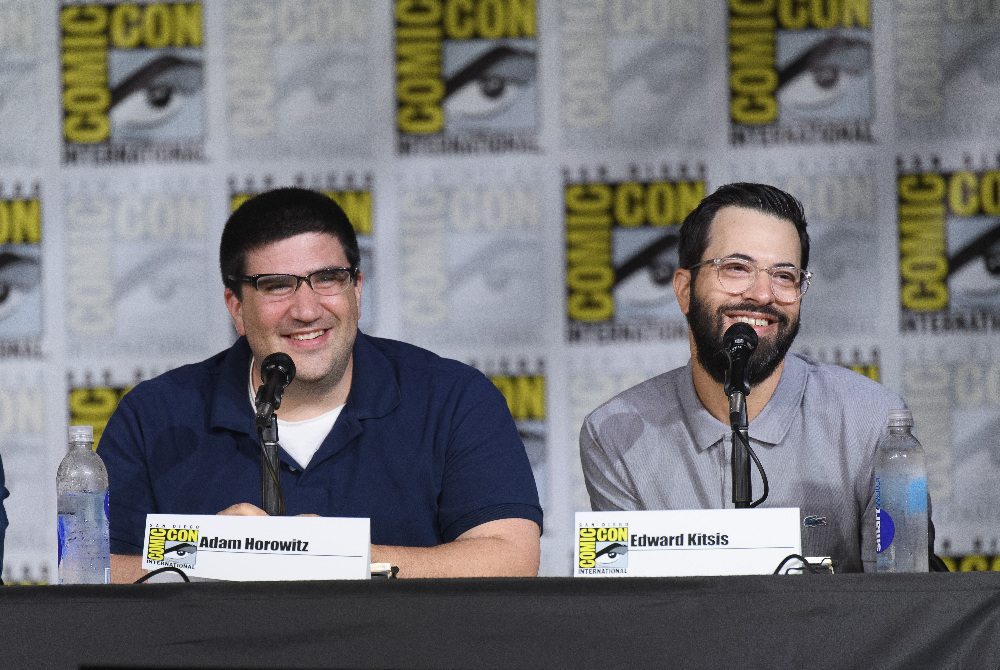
[57,425,110,584]
[875,409,928,573]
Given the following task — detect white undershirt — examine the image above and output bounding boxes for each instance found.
[249,358,344,470]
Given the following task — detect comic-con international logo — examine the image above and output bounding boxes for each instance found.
[565,169,705,343]
[147,527,199,568]
[60,2,204,164]
[897,159,1000,333]
[394,0,538,154]
[728,0,873,145]
[578,526,628,571]
[68,375,132,448]
[0,189,42,347]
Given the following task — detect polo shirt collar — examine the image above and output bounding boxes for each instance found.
[680,353,806,451]
[209,336,256,435]
[208,331,400,437]
[343,330,400,421]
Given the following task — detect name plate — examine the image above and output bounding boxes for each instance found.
[142,514,371,581]
[574,508,801,577]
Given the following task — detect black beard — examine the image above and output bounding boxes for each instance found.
[686,290,800,389]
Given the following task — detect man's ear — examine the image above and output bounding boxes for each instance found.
[224,288,246,336]
[673,268,692,315]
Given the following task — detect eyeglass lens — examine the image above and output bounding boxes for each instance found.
[715,259,806,301]
[255,269,353,298]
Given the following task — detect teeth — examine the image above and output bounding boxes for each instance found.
[734,316,769,327]
[290,330,325,341]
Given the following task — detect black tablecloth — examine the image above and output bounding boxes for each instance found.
[2,573,999,669]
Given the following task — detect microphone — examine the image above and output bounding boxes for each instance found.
[254,352,296,430]
[723,323,758,398]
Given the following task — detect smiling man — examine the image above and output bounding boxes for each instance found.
[580,183,932,573]
[99,188,542,582]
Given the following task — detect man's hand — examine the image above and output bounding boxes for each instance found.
[217,503,319,517]
[371,518,540,578]
[110,554,146,584]
[217,503,269,516]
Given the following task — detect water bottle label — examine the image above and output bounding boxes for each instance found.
[907,477,928,514]
[875,508,895,554]
[57,516,66,565]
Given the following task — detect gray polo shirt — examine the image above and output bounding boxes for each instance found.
[580,353,909,573]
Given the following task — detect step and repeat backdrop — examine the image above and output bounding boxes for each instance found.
[1,0,999,581]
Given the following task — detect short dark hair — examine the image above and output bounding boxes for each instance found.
[220,187,360,297]
[677,183,810,270]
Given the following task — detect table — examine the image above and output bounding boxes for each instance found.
[2,573,998,669]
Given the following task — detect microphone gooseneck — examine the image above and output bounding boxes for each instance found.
[255,352,295,517]
[722,323,766,509]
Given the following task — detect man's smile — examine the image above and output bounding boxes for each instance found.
[288,329,327,341]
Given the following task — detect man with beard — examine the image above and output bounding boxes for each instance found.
[579,183,928,573]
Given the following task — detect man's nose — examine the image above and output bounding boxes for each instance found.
[741,271,775,304]
[287,281,325,319]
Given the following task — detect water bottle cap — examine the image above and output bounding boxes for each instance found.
[888,409,914,427]
[68,425,94,442]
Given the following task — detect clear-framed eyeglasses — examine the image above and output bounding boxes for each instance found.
[228,267,358,301]
[688,257,812,303]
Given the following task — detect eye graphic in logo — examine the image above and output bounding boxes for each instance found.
[279,51,366,125]
[165,542,197,558]
[114,248,200,304]
[595,541,628,567]
[949,223,1000,278]
[452,237,532,292]
[811,228,876,282]
[944,221,1000,308]
[777,33,871,113]
[612,37,705,99]
[611,229,682,318]
[110,54,203,132]
[945,26,1000,86]
[444,44,536,121]
[614,230,680,288]
[0,251,41,323]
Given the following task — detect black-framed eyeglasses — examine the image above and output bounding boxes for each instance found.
[228,267,358,301]
[688,257,812,303]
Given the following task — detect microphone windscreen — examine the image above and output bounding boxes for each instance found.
[723,322,758,352]
[261,352,296,386]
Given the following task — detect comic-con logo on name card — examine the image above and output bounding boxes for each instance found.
[60,2,205,164]
[146,526,199,569]
[578,525,629,573]
[897,155,1000,334]
[728,0,873,146]
[0,184,42,355]
[394,0,539,155]
[564,164,705,343]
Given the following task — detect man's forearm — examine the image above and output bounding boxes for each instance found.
[372,518,540,578]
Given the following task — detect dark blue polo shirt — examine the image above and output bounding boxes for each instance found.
[98,332,543,554]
